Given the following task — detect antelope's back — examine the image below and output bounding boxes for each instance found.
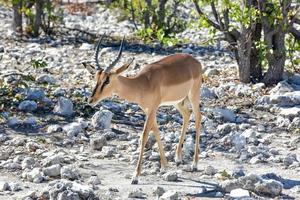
[138,53,202,84]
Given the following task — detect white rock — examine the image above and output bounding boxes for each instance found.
[183,135,194,158]
[279,107,300,119]
[0,134,7,142]
[201,86,217,99]
[254,179,283,196]
[21,157,36,169]
[43,164,61,177]
[9,182,22,192]
[90,136,107,150]
[290,136,300,147]
[221,179,241,193]
[242,129,257,140]
[290,117,300,128]
[231,133,246,151]
[217,123,233,135]
[206,108,236,122]
[0,181,9,191]
[153,186,165,197]
[163,171,178,182]
[270,81,294,95]
[128,188,145,198]
[283,154,298,167]
[76,118,89,129]
[252,83,265,91]
[47,124,62,134]
[53,97,74,117]
[42,153,66,166]
[249,156,262,164]
[159,190,178,200]
[230,188,250,198]
[88,176,101,185]
[63,122,83,137]
[102,146,117,157]
[276,116,291,127]
[79,43,94,50]
[91,110,113,129]
[234,84,251,97]
[26,141,41,152]
[71,182,94,199]
[269,91,300,107]
[57,190,80,200]
[60,165,80,180]
[204,165,217,175]
[24,168,44,183]
[19,191,37,200]
[0,150,10,160]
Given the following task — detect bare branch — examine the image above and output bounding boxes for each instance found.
[212,1,225,30]
[192,0,221,30]
[210,1,219,25]
[223,9,230,30]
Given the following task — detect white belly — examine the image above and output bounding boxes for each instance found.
[160,98,185,106]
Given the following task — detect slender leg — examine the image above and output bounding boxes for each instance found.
[189,84,202,171]
[131,111,156,184]
[152,121,168,169]
[174,98,192,165]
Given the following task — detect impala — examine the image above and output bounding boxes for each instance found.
[83,35,202,184]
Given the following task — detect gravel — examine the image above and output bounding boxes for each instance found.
[0,3,300,200]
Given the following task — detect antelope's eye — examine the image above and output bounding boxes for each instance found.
[104,77,110,85]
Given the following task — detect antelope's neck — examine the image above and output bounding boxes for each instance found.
[115,76,141,104]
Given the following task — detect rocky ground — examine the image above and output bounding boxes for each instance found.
[1,3,300,200]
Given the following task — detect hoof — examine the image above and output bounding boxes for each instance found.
[176,161,182,166]
[191,163,198,172]
[131,177,138,185]
[175,157,182,166]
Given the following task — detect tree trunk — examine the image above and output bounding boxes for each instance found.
[262,31,286,85]
[249,22,262,82]
[249,47,262,82]
[12,0,23,34]
[237,28,252,83]
[157,0,167,29]
[259,0,289,85]
[143,0,152,28]
[33,0,44,37]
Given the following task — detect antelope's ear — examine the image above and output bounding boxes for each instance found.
[82,62,97,74]
[115,58,134,74]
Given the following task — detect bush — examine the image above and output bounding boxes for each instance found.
[109,0,187,46]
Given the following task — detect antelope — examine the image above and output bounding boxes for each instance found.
[83,35,202,184]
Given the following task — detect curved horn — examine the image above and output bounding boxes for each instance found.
[94,34,105,70]
[105,35,125,73]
